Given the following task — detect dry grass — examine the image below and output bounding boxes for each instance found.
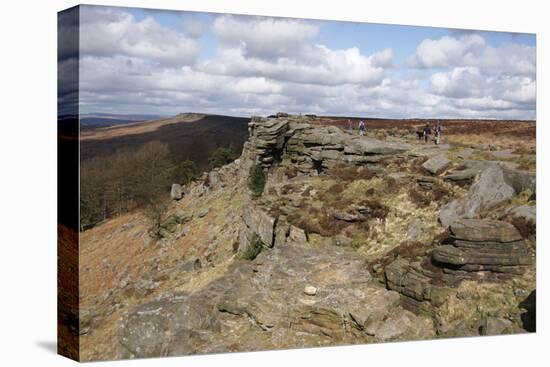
[327,163,376,181]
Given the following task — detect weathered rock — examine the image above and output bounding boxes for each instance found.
[119,295,221,358]
[502,168,536,193]
[457,148,474,159]
[240,206,277,250]
[406,219,422,241]
[332,235,353,247]
[422,154,451,175]
[432,245,467,265]
[508,204,536,224]
[119,239,434,357]
[304,285,317,296]
[171,184,183,200]
[241,115,412,176]
[431,219,532,276]
[197,208,210,218]
[491,149,518,160]
[451,219,522,243]
[440,164,515,226]
[480,317,513,336]
[287,225,307,243]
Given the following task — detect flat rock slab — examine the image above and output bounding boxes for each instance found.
[450,219,523,243]
[491,149,519,160]
[422,154,451,175]
[457,148,475,159]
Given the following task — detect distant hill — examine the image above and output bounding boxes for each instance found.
[80,113,167,128]
[80,113,250,171]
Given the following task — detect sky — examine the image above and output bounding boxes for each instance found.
[73,5,536,119]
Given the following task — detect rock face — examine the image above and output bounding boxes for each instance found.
[119,240,434,358]
[240,115,412,176]
[385,219,534,318]
[422,154,451,175]
[432,219,533,276]
[239,203,278,251]
[439,164,534,226]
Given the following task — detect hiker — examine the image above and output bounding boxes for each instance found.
[358,120,366,136]
[347,119,353,134]
[423,123,431,143]
[434,123,442,145]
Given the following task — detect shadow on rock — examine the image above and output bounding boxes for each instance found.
[519,290,536,332]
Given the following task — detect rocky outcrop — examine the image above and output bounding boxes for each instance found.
[440,163,535,226]
[385,219,533,318]
[432,219,533,277]
[119,239,434,358]
[385,258,457,314]
[240,114,412,175]
[239,203,278,251]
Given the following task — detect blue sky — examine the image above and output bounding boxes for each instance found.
[75,5,536,119]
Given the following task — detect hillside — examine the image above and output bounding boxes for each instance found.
[80,113,250,171]
[78,114,536,361]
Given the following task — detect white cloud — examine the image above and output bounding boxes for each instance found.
[79,6,200,67]
[409,34,535,77]
[76,7,535,120]
[212,15,320,60]
[430,66,535,105]
[409,34,486,68]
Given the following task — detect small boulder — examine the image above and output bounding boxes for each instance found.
[450,219,523,243]
[422,154,451,175]
[480,317,513,336]
[197,208,210,218]
[304,285,317,296]
[171,184,183,200]
[406,219,422,241]
[440,164,515,226]
[332,235,353,247]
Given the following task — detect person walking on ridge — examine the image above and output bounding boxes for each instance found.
[434,123,442,145]
[423,123,431,143]
[358,120,366,136]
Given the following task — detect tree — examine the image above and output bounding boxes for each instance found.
[79,141,177,234]
[208,144,239,169]
[176,159,197,185]
[132,141,176,236]
[248,163,266,198]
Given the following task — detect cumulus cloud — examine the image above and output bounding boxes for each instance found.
[409,34,535,77]
[212,15,321,60]
[75,6,535,120]
[79,6,201,67]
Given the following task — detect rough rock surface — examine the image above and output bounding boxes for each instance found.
[240,115,412,175]
[432,219,533,276]
[119,240,434,358]
[170,184,183,200]
[508,204,536,223]
[422,154,451,175]
[439,164,530,226]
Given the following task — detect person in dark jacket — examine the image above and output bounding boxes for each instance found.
[423,123,431,143]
